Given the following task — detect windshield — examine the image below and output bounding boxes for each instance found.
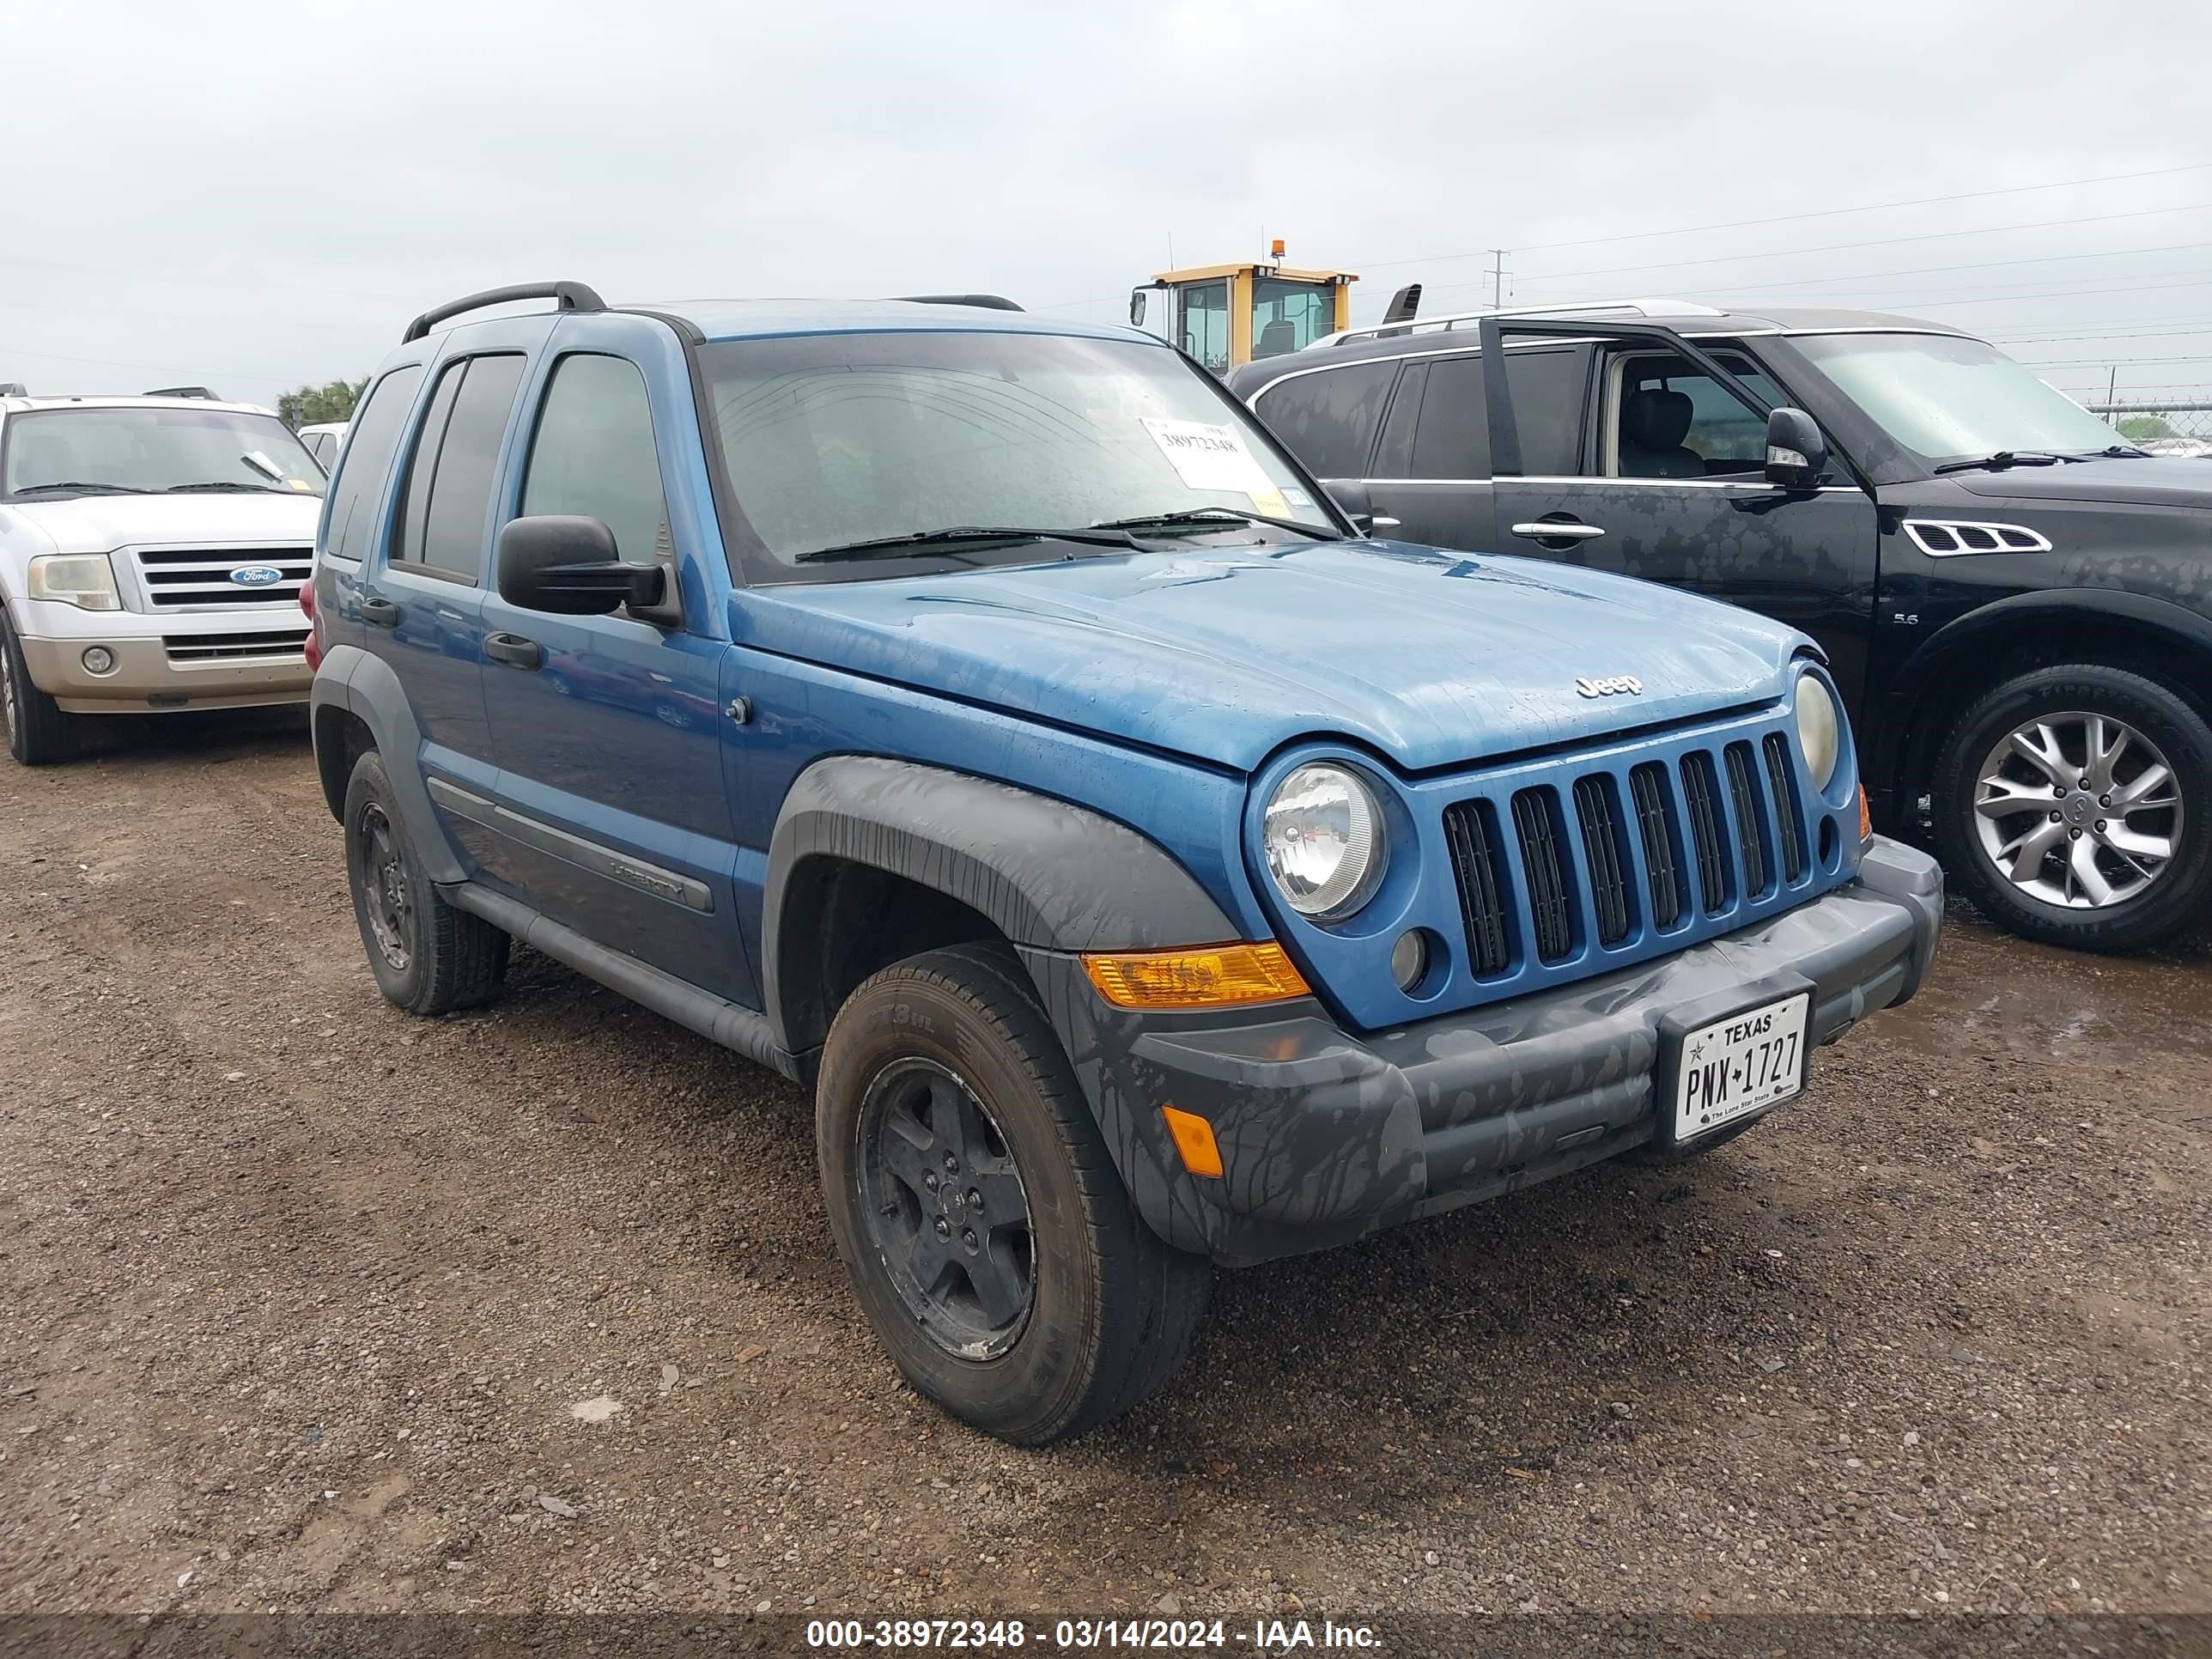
[1790,332,2122,466]
[699,331,1328,577]
[1251,277,1337,358]
[0,405,325,498]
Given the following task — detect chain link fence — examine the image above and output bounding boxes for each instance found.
[2086,399,2212,452]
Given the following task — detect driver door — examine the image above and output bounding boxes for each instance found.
[1484,331,1881,712]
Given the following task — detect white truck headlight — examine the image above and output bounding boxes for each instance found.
[1796,669,1840,789]
[1263,763,1385,920]
[27,553,121,611]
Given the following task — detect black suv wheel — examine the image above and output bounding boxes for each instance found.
[1,611,82,766]
[343,750,511,1012]
[817,942,1210,1445]
[1934,662,2212,953]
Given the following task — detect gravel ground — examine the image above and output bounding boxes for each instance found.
[1,712,2206,1630]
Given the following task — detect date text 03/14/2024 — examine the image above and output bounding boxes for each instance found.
[804,1616,1381,1649]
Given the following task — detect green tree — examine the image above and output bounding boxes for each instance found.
[2115,413,2175,442]
[276,377,368,429]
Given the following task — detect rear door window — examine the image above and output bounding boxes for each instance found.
[392,354,526,581]
[1407,348,1588,478]
[1408,354,1488,477]
[324,365,422,562]
[1253,361,1397,477]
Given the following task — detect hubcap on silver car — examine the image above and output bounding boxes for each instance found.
[1974,711,2182,908]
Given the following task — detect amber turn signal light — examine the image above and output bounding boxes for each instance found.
[1081,941,1310,1011]
[1160,1105,1224,1179]
[1859,783,1873,843]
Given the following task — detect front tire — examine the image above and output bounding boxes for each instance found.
[817,942,1210,1446]
[343,750,510,1012]
[1,612,83,766]
[1933,662,2212,953]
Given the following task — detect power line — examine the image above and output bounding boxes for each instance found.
[1358,159,2212,270]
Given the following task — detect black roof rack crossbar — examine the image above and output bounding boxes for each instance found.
[892,294,1024,312]
[402,281,607,343]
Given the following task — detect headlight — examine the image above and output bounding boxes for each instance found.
[1795,669,1840,790]
[1263,763,1384,920]
[27,553,121,611]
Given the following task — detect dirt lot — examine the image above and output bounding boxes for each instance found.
[2,713,2206,1631]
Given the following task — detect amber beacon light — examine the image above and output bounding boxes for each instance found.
[1081,942,1310,1010]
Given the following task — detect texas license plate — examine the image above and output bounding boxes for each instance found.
[1672,993,1810,1145]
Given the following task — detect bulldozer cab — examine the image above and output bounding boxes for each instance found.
[1129,254,1355,374]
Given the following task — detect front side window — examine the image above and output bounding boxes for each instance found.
[1792,331,2120,466]
[520,354,669,565]
[1250,278,1336,359]
[1,405,325,500]
[1607,352,1783,478]
[700,330,1324,579]
[391,354,526,581]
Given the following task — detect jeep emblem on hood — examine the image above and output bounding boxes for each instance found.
[1575,675,1644,698]
[229,565,285,587]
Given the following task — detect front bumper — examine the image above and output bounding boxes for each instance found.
[1025,837,1942,1267]
[17,632,311,713]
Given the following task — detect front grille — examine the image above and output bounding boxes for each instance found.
[163,629,309,663]
[131,546,313,608]
[1724,742,1768,897]
[1441,726,1814,982]
[1441,799,1512,977]
[1511,788,1575,963]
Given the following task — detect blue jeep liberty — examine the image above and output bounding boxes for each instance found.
[308,282,1942,1445]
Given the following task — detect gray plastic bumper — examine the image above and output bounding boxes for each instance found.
[1026,836,1942,1267]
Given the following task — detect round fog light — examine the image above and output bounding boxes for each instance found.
[1390,928,1429,992]
[81,646,116,676]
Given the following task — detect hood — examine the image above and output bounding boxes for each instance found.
[1948,455,2212,510]
[737,541,1805,773]
[0,492,324,554]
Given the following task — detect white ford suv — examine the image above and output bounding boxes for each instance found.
[0,388,327,764]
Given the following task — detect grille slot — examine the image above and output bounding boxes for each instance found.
[1724,742,1768,897]
[131,547,313,608]
[1762,733,1806,884]
[1681,751,1729,914]
[1629,762,1683,928]
[162,629,310,663]
[1441,800,1513,977]
[1571,775,1632,946]
[1511,788,1574,963]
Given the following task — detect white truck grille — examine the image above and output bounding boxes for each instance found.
[130,545,313,609]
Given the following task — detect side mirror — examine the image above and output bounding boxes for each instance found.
[1764,407,1828,489]
[495,515,665,617]
[1326,478,1382,536]
[1128,289,1147,328]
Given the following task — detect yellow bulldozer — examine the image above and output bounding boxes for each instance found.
[1127,242,1418,374]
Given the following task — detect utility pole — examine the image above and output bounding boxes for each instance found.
[1489,250,1508,310]
[2106,363,2118,410]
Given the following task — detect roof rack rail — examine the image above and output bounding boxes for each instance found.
[143,385,218,398]
[0,382,26,398]
[402,281,606,343]
[892,294,1024,312]
[1310,297,1724,350]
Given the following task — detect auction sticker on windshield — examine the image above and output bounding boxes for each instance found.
[1142,416,1278,493]
[1672,992,1809,1144]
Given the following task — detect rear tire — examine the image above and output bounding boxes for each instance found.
[343,750,509,1013]
[1,612,83,766]
[1933,663,2212,953]
[817,941,1210,1446]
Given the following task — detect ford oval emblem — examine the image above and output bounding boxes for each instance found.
[229,564,285,587]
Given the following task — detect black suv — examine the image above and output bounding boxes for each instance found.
[1229,301,2212,953]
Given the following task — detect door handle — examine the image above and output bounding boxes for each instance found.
[484,631,544,670]
[359,594,398,627]
[1510,521,1606,541]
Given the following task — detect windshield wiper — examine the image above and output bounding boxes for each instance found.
[1089,506,1343,541]
[165,482,297,494]
[8,481,155,496]
[1930,451,2069,475]
[2073,444,2150,459]
[792,525,1143,564]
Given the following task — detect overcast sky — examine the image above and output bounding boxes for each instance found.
[9,0,2210,414]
